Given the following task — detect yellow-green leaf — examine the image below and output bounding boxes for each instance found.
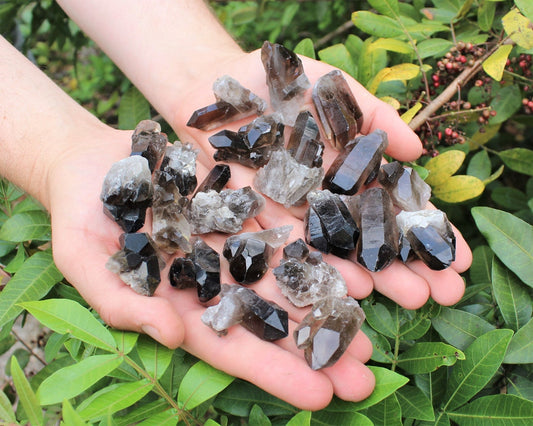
[424,150,466,186]
[401,102,422,124]
[502,9,533,49]
[382,63,420,82]
[483,45,513,81]
[380,96,401,109]
[433,175,485,203]
[369,38,413,54]
[368,68,392,94]
[468,124,501,149]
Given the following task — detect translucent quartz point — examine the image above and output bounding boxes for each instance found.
[169,237,221,302]
[273,239,347,307]
[208,114,284,168]
[355,188,399,272]
[261,41,310,126]
[287,111,324,168]
[398,234,416,263]
[294,296,365,370]
[186,76,266,131]
[187,187,265,234]
[194,164,231,195]
[396,210,456,270]
[155,143,198,196]
[130,120,168,172]
[100,156,153,233]
[312,70,364,150]
[323,129,389,195]
[202,284,289,341]
[304,190,359,258]
[106,233,164,296]
[378,162,431,211]
[254,149,324,207]
[223,225,292,284]
[152,185,192,254]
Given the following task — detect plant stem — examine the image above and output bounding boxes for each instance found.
[314,20,354,50]
[391,305,401,372]
[11,328,47,366]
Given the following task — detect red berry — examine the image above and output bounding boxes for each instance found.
[506,59,511,67]
[437,131,442,140]
[434,82,440,88]
[475,80,483,87]
[490,110,497,117]
[528,101,533,109]
[432,74,440,82]
[519,60,528,68]
[523,98,529,105]
[463,102,471,109]
[446,62,453,70]
[452,131,458,139]
[445,127,453,136]
[459,55,467,63]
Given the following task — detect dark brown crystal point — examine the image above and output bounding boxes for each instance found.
[304,190,359,258]
[323,129,388,195]
[194,164,231,194]
[131,120,168,172]
[355,188,399,272]
[155,143,198,196]
[106,233,163,296]
[261,41,310,126]
[378,162,431,211]
[186,101,241,131]
[294,297,365,370]
[169,237,221,302]
[312,70,364,150]
[287,111,324,168]
[201,284,288,341]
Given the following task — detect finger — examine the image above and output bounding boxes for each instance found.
[451,224,472,273]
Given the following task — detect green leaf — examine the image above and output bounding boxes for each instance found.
[396,385,435,421]
[318,44,356,77]
[360,323,393,363]
[109,330,138,355]
[507,373,533,400]
[114,400,170,426]
[448,394,533,425]
[483,45,513,81]
[515,0,533,21]
[366,394,402,426]
[491,187,528,211]
[470,245,493,284]
[424,150,466,187]
[444,329,514,411]
[351,11,404,38]
[498,148,533,176]
[397,342,465,374]
[492,258,532,331]
[362,301,396,338]
[312,411,373,425]
[287,410,311,426]
[0,250,62,328]
[4,245,27,274]
[0,389,16,423]
[504,318,533,364]
[350,366,408,411]
[369,38,413,54]
[0,210,50,242]
[178,360,235,410]
[37,354,122,405]
[135,408,178,426]
[118,86,151,130]
[432,307,495,350]
[432,175,484,203]
[294,38,315,59]
[468,123,501,149]
[467,150,491,181]
[249,404,272,426]
[472,207,533,287]
[502,8,533,49]
[417,38,454,59]
[489,85,523,124]
[483,164,505,186]
[478,0,496,31]
[62,399,87,426]
[77,380,153,421]
[368,0,400,18]
[136,334,173,379]
[20,299,117,351]
[10,356,43,425]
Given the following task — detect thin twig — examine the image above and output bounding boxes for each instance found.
[314,20,354,50]
[11,328,47,366]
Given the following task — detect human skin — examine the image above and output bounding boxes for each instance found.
[0,0,473,410]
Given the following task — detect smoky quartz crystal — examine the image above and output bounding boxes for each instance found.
[130,120,168,172]
[378,162,431,211]
[194,164,231,195]
[202,284,289,341]
[155,143,198,196]
[294,296,365,370]
[287,111,324,168]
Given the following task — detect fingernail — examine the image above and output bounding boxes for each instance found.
[141,325,162,342]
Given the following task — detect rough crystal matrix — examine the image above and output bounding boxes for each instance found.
[155,143,198,196]
[223,225,292,284]
[261,41,310,126]
[130,120,168,172]
[202,284,289,341]
[106,233,164,296]
[312,70,364,150]
[378,162,431,211]
[273,239,347,307]
[294,296,365,370]
[100,156,153,233]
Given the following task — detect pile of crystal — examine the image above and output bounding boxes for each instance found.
[304,190,359,258]
[223,225,292,284]
[106,233,164,296]
[273,239,347,307]
[294,296,365,370]
[100,155,153,233]
[202,284,289,341]
[187,75,267,131]
[130,120,169,172]
[261,41,310,126]
[396,210,456,270]
[312,70,364,149]
[169,237,221,302]
[254,111,325,207]
[208,114,284,168]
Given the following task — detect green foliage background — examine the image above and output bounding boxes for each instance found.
[1,0,533,425]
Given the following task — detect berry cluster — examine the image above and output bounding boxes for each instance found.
[433,42,485,88]
[506,53,532,78]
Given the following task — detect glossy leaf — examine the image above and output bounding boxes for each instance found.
[109,329,138,355]
[433,175,484,203]
[118,86,151,130]
[467,150,491,181]
[417,38,454,59]
[178,360,235,410]
[0,250,62,328]
[468,124,501,149]
[114,400,170,426]
[361,323,393,363]
[498,148,533,177]
[249,404,272,426]
[491,187,528,211]
[368,0,400,18]
[424,150,466,186]
[504,318,533,364]
[470,245,493,284]
[10,356,43,425]
[351,11,404,38]
[0,210,51,242]
[312,411,372,426]
[350,366,408,411]
[136,409,178,426]
[286,410,311,426]
[489,84,522,124]
[483,164,505,186]
[398,342,465,374]
[20,299,117,351]
[318,44,356,77]
[502,8,533,49]
[401,102,422,124]
[507,374,533,400]
[62,399,87,426]
[444,329,513,411]
[432,307,495,350]
[369,38,412,54]
[0,389,16,423]
[294,38,315,59]
[366,394,402,426]
[37,354,122,405]
[396,385,435,421]
[478,0,496,31]
[362,301,396,338]
[482,45,512,81]
[472,207,533,287]
[136,334,173,379]
[515,0,533,21]
[447,394,533,425]
[492,258,532,331]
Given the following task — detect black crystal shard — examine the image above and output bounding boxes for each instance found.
[169,258,197,288]
[283,238,309,260]
[323,129,389,195]
[187,101,241,131]
[130,120,168,172]
[194,164,231,194]
[155,143,198,196]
